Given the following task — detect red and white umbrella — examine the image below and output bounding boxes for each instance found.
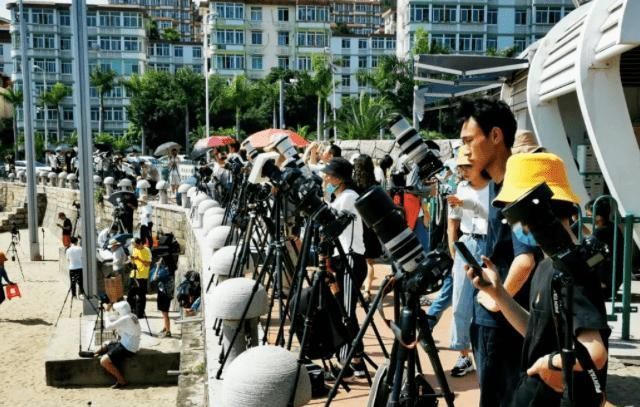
[247,129,309,149]
[193,135,237,150]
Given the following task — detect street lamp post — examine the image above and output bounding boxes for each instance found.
[323,47,338,142]
[278,79,284,129]
[33,64,48,150]
[203,11,215,139]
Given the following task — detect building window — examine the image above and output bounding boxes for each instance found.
[341,75,350,88]
[341,38,350,49]
[432,6,456,23]
[460,6,484,23]
[371,55,379,68]
[174,45,183,57]
[61,61,72,74]
[297,6,328,22]
[251,55,263,70]
[487,8,498,25]
[31,8,54,25]
[87,12,97,27]
[386,38,395,49]
[459,34,484,52]
[34,58,57,73]
[59,10,70,26]
[192,46,201,58]
[372,37,385,49]
[214,2,244,20]
[486,36,497,51]
[341,57,350,68]
[277,7,289,22]
[297,56,311,71]
[358,39,367,49]
[124,37,140,52]
[277,56,289,70]
[99,11,121,27]
[60,36,71,50]
[358,56,367,69]
[535,7,562,24]
[514,37,527,52]
[278,31,289,46]
[515,9,528,25]
[251,31,263,45]
[123,12,141,28]
[410,4,429,22]
[215,29,244,45]
[32,34,56,49]
[63,109,73,122]
[215,54,244,70]
[250,6,262,21]
[296,31,327,47]
[100,36,122,51]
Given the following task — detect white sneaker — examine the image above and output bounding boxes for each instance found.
[450,356,474,377]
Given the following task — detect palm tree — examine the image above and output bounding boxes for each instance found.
[0,87,23,156]
[309,54,333,141]
[222,75,254,137]
[89,67,117,135]
[174,67,205,152]
[41,82,69,143]
[336,92,395,140]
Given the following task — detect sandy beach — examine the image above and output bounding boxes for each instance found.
[0,229,177,407]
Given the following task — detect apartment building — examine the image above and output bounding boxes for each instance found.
[147,41,203,73]
[7,0,147,137]
[395,0,576,59]
[0,18,13,77]
[332,0,384,35]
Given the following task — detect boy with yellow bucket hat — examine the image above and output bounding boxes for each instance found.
[467,152,609,406]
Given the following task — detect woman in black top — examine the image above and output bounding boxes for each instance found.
[353,154,382,301]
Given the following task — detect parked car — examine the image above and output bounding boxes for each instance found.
[14,160,51,172]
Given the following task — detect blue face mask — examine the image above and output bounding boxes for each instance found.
[512,222,538,247]
[326,183,339,195]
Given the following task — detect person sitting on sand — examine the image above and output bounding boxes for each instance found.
[94,301,141,389]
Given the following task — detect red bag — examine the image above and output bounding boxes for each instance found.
[5,284,21,300]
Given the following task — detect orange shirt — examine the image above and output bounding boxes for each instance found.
[0,251,7,266]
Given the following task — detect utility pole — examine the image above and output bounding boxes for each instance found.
[203,11,210,138]
[18,0,41,261]
[33,64,48,150]
[279,79,284,129]
[71,0,98,313]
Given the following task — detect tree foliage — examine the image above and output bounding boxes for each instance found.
[161,28,180,42]
[335,92,395,140]
[90,67,118,134]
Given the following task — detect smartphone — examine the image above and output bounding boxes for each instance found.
[454,241,483,278]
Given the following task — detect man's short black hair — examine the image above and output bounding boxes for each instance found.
[328,144,342,158]
[457,98,517,148]
[70,236,78,245]
[379,154,394,171]
[134,237,143,245]
[229,139,240,152]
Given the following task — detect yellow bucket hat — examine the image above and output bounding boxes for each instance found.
[493,152,580,207]
[456,145,471,166]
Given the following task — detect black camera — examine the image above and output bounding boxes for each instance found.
[72,200,81,210]
[10,222,19,237]
[356,186,451,294]
[501,183,608,277]
[224,156,244,176]
[389,115,443,180]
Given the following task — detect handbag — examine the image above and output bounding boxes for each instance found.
[5,283,21,300]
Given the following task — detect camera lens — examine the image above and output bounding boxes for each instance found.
[272,135,303,169]
[389,116,443,179]
[356,186,426,272]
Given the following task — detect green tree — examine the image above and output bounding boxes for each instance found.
[161,28,180,42]
[221,75,254,137]
[0,87,22,156]
[90,67,118,135]
[362,55,414,117]
[335,92,395,140]
[145,19,160,41]
[41,82,69,143]
[309,54,333,140]
[174,67,205,152]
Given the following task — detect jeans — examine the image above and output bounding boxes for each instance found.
[471,323,523,407]
[426,273,453,329]
[414,217,430,252]
[450,234,485,351]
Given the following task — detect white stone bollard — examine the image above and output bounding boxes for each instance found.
[205,225,232,254]
[117,178,132,192]
[220,346,312,407]
[66,173,78,189]
[136,179,150,199]
[178,184,192,208]
[48,172,57,187]
[103,177,115,196]
[210,277,268,370]
[58,172,68,188]
[195,199,218,228]
[93,174,102,190]
[156,180,169,204]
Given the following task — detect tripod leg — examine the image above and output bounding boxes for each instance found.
[417,312,456,407]
[54,287,73,328]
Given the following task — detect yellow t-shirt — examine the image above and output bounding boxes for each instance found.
[131,246,152,279]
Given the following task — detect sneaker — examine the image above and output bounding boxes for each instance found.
[450,356,474,377]
[111,382,127,389]
[351,360,367,378]
[162,331,172,338]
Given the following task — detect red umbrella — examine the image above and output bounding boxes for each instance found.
[194,135,236,149]
[247,129,309,149]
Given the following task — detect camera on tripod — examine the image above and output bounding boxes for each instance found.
[389,115,444,181]
[10,222,19,240]
[72,200,81,210]
[356,186,451,294]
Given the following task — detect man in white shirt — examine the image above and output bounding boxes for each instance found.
[94,301,141,389]
[65,237,84,298]
[322,157,368,378]
[97,225,118,250]
[138,197,153,247]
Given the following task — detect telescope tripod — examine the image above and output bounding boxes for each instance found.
[6,235,25,281]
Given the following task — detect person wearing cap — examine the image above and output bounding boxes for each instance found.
[512,130,546,155]
[94,301,141,389]
[322,157,368,379]
[458,98,539,407]
[468,152,609,406]
[110,238,129,276]
[97,224,118,250]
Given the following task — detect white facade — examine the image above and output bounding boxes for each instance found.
[147,41,203,73]
[7,0,147,137]
[395,0,576,59]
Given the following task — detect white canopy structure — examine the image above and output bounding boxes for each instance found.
[503,0,640,242]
